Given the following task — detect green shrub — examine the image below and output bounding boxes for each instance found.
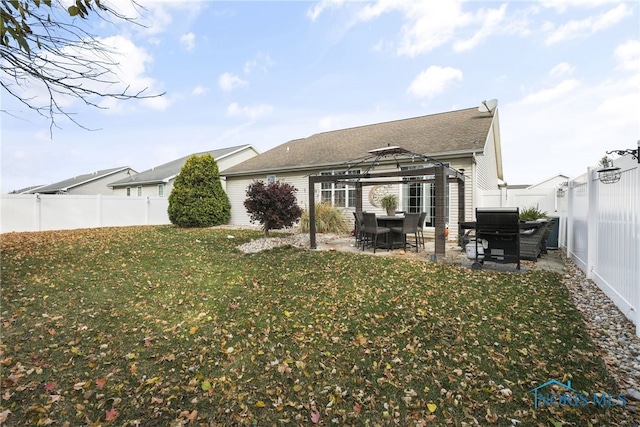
[300,203,349,234]
[168,154,231,227]
[519,205,548,221]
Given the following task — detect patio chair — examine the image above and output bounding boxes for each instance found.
[353,211,366,249]
[390,212,421,252]
[362,212,390,253]
[416,211,427,250]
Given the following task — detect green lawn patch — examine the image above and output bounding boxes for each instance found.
[0,226,631,425]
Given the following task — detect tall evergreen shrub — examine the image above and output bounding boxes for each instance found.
[168,154,231,227]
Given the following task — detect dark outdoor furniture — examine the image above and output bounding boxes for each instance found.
[353,211,365,248]
[376,215,405,249]
[362,212,390,253]
[416,212,427,250]
[519,219,554,261]
[461,218,553,262]
[390,213,421,252]
[472,208,521,270]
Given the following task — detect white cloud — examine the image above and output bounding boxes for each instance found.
[453,4,508,52]
[243,53,274,74]
[192,85,208,96]
[407,66,463,98]
[109,0,206,36]
[396,2,472,57]
[538,0,624,13]
[180,32,196,52]
[545,3,631,45]
[226,102,273,120]
[307,0,345,22]
[519,79,581,105]
[95,36,168,111]
[614,39,640,73]
[19,34,167,113]
[549,62,576,78]
[218,72,248,91]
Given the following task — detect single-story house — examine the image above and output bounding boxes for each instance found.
[109,145,259,197]
[10,185,46,194]
[222,104,505,240]
[30,167,137,195]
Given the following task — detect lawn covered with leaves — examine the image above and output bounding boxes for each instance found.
[0,226,631,426]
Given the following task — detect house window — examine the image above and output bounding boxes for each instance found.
[158,184,164,197]
[126,187,131,196]
[401,165,449,226]
[137,186,142,196]
[266,174,276,184]
[320,170,360,208]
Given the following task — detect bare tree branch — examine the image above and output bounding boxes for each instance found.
[1,0,165,135]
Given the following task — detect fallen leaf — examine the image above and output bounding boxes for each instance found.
[310,409,320,424]
[427,403,437,413]
[105,408,117,421]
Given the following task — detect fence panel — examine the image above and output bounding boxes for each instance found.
[1,195,170,233]
[568,179,589,271]
[1,195,39,232]
[478,188,556,215]
[592,162,638,322]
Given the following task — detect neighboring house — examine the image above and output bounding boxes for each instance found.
[108,145,259,197]
[10,185,46,194]
[222,105,504,238]
[30,167,137,195]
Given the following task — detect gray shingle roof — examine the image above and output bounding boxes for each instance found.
[223,107,493,175]
[109,145,251,187]
[35,167,132,193]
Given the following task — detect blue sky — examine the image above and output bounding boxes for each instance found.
[2,0,638,193]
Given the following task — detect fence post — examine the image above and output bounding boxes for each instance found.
[586,167,597,280]
[35,194,42,231]
[97,194,103,227]
[145,196,150,225]
[566,179,574,257]
[636,162,640,338]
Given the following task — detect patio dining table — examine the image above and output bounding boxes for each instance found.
[376,215,406,249]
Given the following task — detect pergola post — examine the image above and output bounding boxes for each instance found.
[434,165,446,257]
[458,173,466,244]
[308,176,318,249]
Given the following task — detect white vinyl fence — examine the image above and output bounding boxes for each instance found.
[1,194,170,233]
[558,156,639,337]
[479,188,558,217]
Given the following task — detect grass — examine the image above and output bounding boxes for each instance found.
[0,226,632,426]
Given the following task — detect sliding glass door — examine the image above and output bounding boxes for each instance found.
[401,165,449,227]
